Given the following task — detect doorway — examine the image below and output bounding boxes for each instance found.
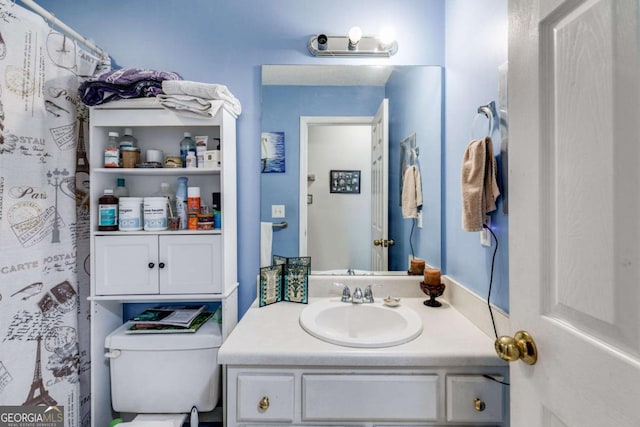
[299,116,373,271]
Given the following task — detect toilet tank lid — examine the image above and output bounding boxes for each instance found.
[105,319,222,350]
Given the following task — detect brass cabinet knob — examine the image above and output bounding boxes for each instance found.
[474,398,486,412]
[387,239,395,246]
[373,239,382,246]
[258,396,270,411]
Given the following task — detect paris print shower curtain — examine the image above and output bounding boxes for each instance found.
[0,2,107,426]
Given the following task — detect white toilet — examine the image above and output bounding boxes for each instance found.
[104,319,222,426]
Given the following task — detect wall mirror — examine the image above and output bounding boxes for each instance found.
[261,64,442,275]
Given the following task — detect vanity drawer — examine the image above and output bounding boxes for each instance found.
[302,374,438,421]
[446,375,504,423]
[236,374,295,422]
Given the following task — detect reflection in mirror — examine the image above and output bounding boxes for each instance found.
[261,65,442,274]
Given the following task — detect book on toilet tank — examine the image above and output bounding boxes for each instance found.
[129,304,206,327]
[125,310,213,334]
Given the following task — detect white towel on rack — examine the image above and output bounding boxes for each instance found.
[401,165,423,218]
[260,222,273,267]
[461,136,500,231]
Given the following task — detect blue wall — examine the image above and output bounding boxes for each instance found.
[34,0,510,315]
[386,67,443,271]
[444,0,509,311]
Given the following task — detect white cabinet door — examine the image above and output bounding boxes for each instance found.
[159,234,222,294]
[94,235,158,295]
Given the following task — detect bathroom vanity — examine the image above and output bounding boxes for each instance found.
[218,277,509,426]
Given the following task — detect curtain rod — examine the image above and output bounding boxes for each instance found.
[19,0,109,59]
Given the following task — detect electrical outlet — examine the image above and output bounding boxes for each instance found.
[480,216,491,247]
[271,204,285,218]
[417,211,423,228]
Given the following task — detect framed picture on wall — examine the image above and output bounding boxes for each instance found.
[329,170,361,194]
[261,131,285,173]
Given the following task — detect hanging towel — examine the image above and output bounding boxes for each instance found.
[401,165,423,218]
[260,222,273,267]
[161,80,242,115]
[461,136,500,231]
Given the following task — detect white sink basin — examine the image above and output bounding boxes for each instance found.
[299,299,423,348]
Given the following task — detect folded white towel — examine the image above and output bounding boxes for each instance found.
[161,80,242,114]
[401,165,423,218]
[157,95,228,118]
[260,222,273,267]
[461,136,500,231]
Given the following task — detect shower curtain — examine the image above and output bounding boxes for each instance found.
[0,1,108,426]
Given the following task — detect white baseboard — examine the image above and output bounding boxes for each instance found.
[442,275,510,340]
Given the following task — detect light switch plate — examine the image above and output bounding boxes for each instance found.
[272,204,285,218]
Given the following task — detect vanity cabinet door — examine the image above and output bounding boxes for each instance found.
[446,375,504,423]
[94,235,158,295]
[236,374,294,422]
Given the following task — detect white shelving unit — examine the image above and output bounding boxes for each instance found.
[88,99,238,427]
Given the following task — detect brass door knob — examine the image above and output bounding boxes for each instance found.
[258,396,270,411]
[387,239,395,246]
[495,330,538,365]
[373,239,382,246]
[474,398,486,412]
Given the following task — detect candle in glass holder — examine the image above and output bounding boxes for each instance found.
[424,268,441,285]
[409,258,425,275]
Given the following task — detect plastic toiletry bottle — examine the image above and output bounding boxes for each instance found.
[212,192,221,230]
[114,178,128,198]
[104,132,120,168]
[118,128,138,165]
[156,182,175,218]
[118,128,138,149]
[212,138,221,169]
[186,152,197,169]
[175,176,188,230]
[179,132,196,167]
[187,187,201,230]
[98,189,119,231]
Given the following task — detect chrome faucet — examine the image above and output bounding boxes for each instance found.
[363,285,375,303]
[347,268,355,275]
[337,283,351,302]
[351,287,364,304]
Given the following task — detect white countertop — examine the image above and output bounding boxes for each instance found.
[218,291,505,368]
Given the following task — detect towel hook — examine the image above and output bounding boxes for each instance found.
[471,101,498,139]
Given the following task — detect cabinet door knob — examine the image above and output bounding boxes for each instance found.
[148,262,155,269]
[258,396,270,411]
[474,398,486,412]
[159,262,165,269]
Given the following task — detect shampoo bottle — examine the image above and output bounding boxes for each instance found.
[176,176,188,229]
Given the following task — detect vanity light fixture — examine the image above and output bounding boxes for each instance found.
[308,27,398,57]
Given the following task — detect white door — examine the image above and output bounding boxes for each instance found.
[371,99,389,271]
[509,0,640,425]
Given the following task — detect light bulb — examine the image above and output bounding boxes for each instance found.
[379,27,396,48]
[348,26,362,49]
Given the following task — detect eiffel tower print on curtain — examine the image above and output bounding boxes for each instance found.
[23,336,57,406]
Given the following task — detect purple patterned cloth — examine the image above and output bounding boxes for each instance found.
[78,68,183,106]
